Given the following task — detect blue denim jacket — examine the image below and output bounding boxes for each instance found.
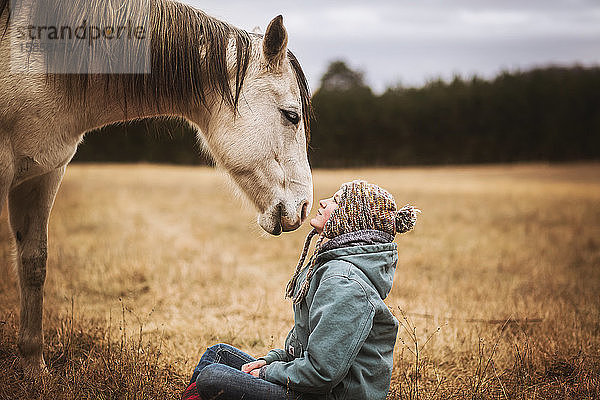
[260,230,399,400]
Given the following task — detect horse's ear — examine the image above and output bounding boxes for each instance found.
[263,15,288,69]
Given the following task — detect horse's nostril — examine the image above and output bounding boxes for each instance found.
[300,200,309,221]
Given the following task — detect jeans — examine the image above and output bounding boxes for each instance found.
[190,343,306,400]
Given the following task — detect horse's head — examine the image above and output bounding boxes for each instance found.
[198,16,313,235]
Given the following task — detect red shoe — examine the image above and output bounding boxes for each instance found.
[181,382,202,400]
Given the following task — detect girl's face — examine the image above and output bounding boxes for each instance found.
[310,190,342,234]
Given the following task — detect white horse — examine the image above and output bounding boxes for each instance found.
[0,0,313,377]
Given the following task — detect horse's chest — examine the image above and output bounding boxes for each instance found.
[14,157,49,185]
[13,139,78,186]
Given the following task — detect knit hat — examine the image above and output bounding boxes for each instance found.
[286,180,419,304]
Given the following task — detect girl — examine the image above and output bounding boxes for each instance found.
[182,180,418,400]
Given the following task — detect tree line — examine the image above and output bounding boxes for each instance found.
[74,63,600,167]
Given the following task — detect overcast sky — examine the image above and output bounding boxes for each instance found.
[185,0,600,93]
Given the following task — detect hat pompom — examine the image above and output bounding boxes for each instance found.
[395,205,419,234]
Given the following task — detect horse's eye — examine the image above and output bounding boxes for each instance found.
[281,109,300,125]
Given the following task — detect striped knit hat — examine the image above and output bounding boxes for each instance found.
[286,180,419,304]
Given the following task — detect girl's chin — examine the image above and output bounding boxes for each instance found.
[309,219,320,230]
[309,222,325,235]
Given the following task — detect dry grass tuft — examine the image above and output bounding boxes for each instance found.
[1,163,599,399]
[0,304,185,399]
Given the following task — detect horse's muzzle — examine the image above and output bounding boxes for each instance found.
[259,199,310,235]
[281,199,310,232]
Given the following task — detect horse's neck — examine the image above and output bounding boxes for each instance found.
[68,78,213,134]
[0,0,234,136]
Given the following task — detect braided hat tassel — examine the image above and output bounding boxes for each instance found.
[285,228,318,299]
[291,232,326,304]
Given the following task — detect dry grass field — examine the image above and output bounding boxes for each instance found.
[1,163,599,399]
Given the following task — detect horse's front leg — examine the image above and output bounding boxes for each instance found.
[9,166,66,378]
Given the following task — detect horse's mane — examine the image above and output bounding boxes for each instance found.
[42,0,250,112]
[0,0,7,18]
[5,0,311,138]
[288,50,312,141]
[0,0,8,32]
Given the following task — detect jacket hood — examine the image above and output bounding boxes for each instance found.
[315,230,398,299]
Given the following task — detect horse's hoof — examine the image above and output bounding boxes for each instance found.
[21,356,48,381]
